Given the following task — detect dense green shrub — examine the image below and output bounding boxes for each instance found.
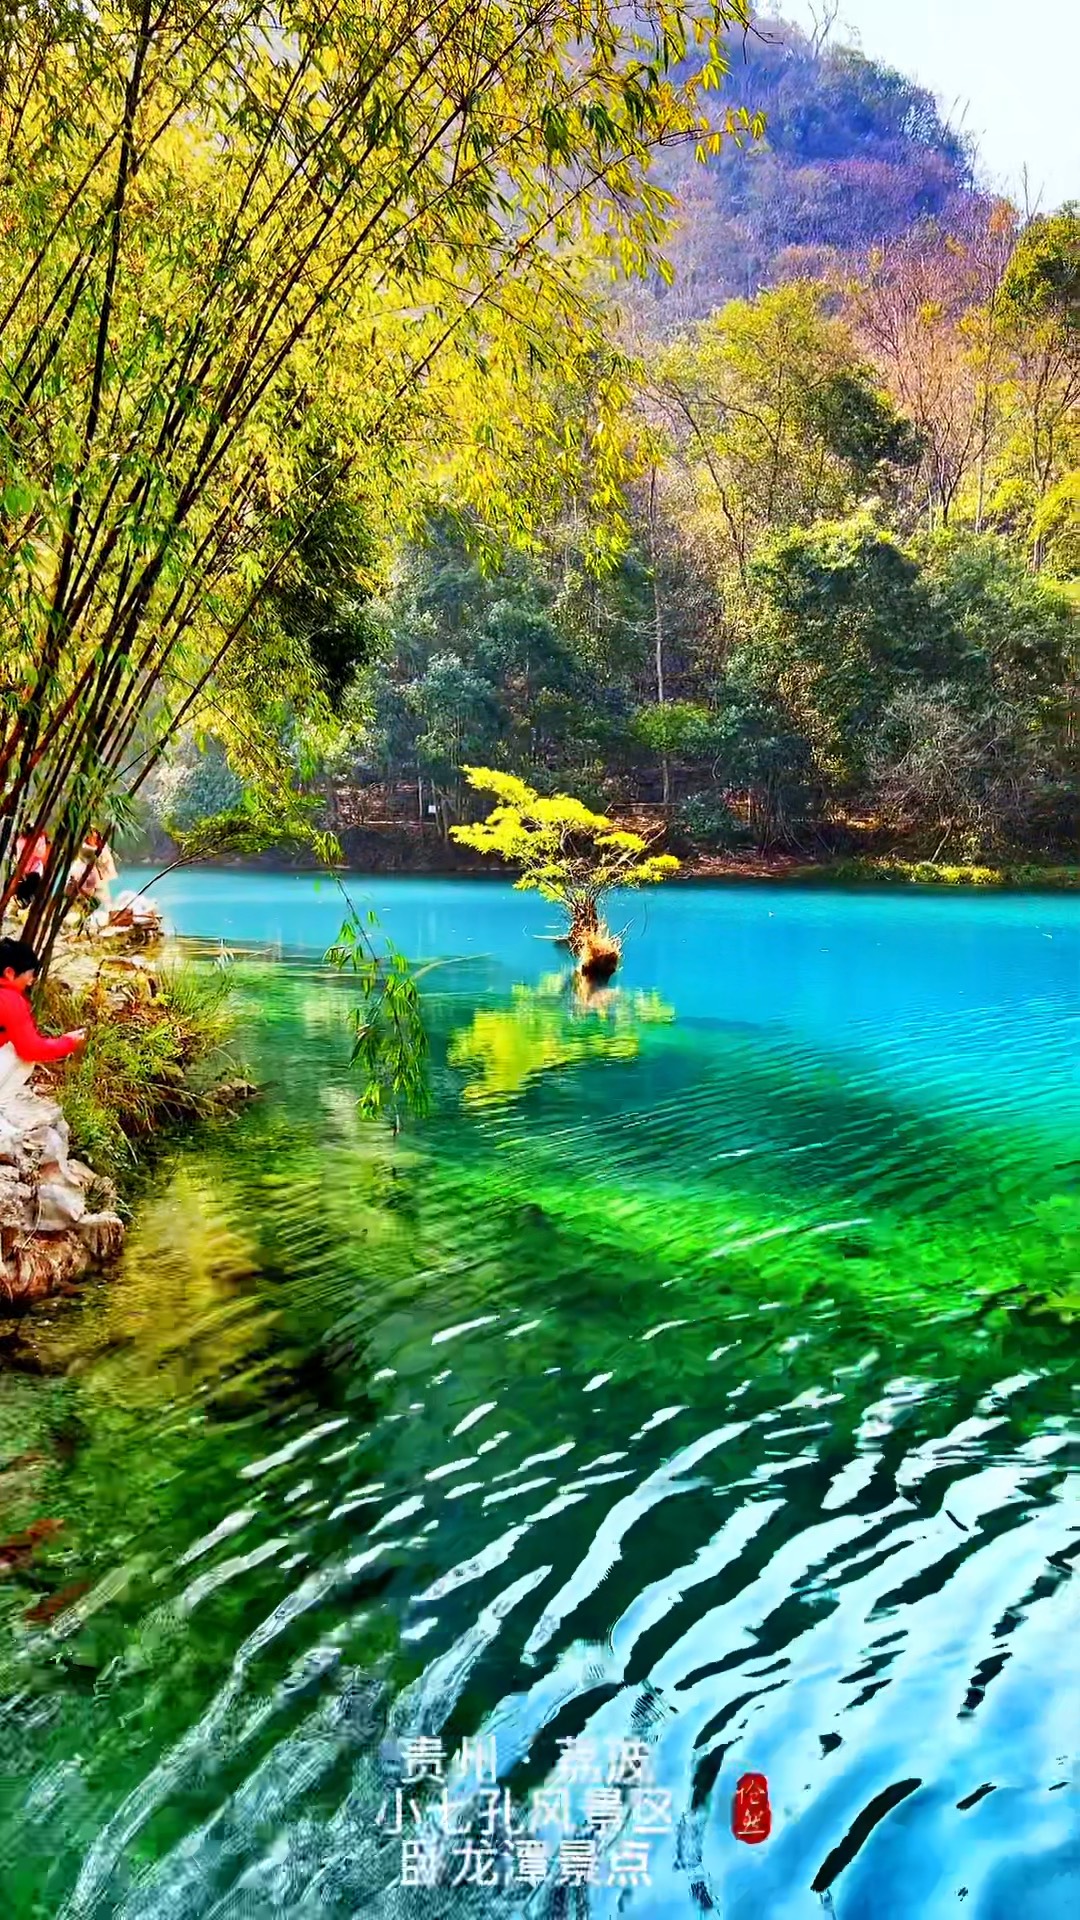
[678,790,750,849]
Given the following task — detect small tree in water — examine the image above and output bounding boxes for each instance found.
[451,768,679,980]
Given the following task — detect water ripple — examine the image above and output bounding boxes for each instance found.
[1,891,1077,1918]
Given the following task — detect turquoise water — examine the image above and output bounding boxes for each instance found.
[0,875,1077,1918]
[128,868,1080,1121]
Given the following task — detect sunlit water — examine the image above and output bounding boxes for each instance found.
[1,876,1078,1919]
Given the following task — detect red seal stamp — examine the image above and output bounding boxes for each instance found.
[732,1771,771,1844]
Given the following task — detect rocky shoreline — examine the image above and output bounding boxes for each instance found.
[0,1047,125,1308]
[0,914,256,1313]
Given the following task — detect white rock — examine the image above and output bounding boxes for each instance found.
[35,1176,88,1232]
[0,1042,97,1243]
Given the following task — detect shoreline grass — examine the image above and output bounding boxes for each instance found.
[793,857,1080,889]
[38,959,241,1181]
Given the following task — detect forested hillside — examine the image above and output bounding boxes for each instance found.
[643,12,985,323]
[145,200,1079,873]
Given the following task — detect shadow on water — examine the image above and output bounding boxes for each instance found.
[0,900,1078,1919]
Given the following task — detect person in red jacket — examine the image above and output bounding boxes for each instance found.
[13,830,50,908]
[0,939,85,1065]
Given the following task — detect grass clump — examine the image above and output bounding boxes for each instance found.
[38,962,238,1175]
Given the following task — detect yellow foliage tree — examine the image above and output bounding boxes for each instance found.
[450,767,679,976]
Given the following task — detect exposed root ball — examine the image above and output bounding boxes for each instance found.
[577,930,621,982]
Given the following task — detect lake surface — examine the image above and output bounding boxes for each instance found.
[1,876,1078,1918]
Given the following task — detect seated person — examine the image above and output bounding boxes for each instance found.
[13,831,50,908]
[0,938,85,1064]
[68,830,117,915]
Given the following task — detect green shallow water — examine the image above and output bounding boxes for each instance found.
[0,878,1077,1919]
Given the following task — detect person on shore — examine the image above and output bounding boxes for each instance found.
[0,938,85,1064]
[13,831,50,909]
[67,830,117,921]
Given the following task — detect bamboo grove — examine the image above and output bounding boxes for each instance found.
[0,0,757,960]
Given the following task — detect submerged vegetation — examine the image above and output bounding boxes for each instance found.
[1,930,1075,1913]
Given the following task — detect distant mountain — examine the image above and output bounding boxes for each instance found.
[642,14,988,324]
